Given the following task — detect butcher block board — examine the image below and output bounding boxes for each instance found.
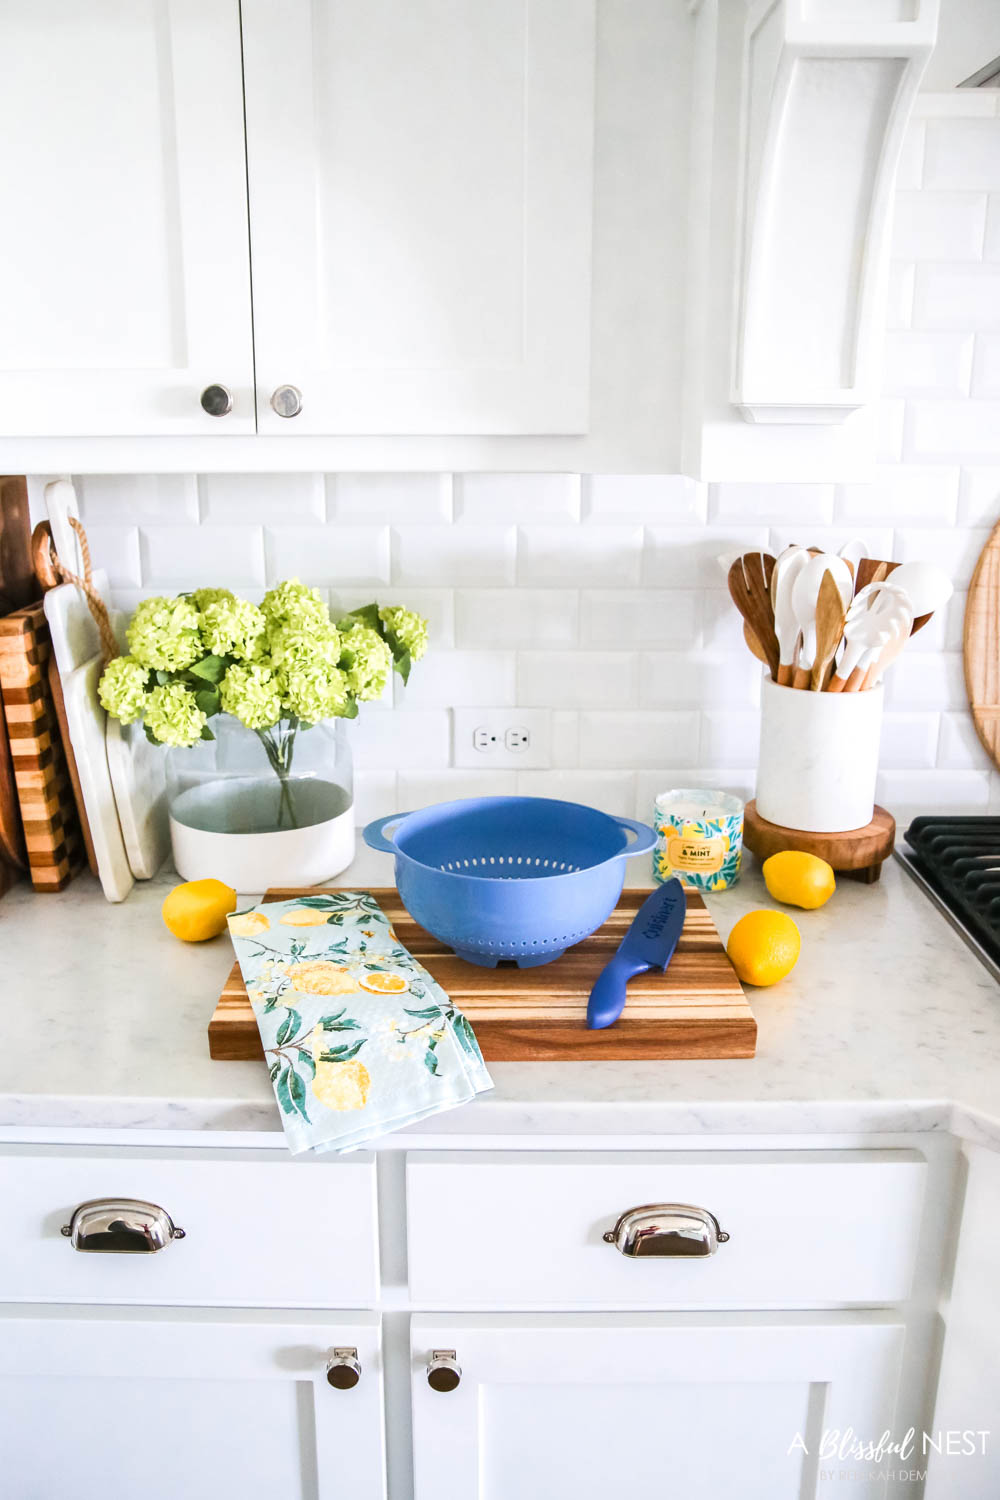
[965,516,1000,769]
[209,886,756,1062]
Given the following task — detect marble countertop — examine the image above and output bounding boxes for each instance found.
[2,844,999,1144]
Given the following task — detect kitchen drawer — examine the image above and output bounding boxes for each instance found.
[0,1145,377,1307]
[406,1150,926,1308]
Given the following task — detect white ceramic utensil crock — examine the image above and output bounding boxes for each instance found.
[755,678,884,833]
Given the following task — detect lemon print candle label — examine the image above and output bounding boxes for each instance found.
[654,789,744,893]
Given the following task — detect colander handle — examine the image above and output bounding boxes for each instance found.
[363,813,411,854]
[613,816,656,859]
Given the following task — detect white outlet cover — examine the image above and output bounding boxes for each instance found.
[454,708,552,769]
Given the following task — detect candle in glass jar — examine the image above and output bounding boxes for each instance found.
[653,788,744,892]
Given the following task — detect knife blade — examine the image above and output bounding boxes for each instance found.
[586,879,687,1031]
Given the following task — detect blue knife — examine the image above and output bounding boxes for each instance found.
[586,879,688,1030]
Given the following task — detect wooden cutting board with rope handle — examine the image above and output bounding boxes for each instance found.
[209,886,756,1062]
[965,518,1000,768]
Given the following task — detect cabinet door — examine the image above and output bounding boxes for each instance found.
[411,1313,905,1500]
[0,1307,385,1499]
[242,0,596,437]
[0,0,254,436]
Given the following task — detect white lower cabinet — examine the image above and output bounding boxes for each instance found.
[0,1307,386,1500]
[410,1313,906,1500]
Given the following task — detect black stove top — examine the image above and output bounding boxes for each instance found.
[896,816,1000,982]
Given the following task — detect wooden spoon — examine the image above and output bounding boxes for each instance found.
[810,568,846,690]
[728,554,779,680]
[743,622,767,664]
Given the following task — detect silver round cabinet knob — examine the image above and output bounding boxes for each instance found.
[426,1350,461,1393]
[326,1348,361,1390]
[270,384,303,418]
[200,384,233,417]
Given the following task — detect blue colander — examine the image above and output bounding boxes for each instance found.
[364,796,655,968]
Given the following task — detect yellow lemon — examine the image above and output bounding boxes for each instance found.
[312,1059,371,1112]
[280,907,332,927]
[358,971,408,995]
[162,879,237,942]
[227,910,270,938]
[726,909,800,987]
[762,851,836,910]
[285,960,360,996]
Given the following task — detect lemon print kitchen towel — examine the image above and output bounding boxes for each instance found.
[227,892,493,1154]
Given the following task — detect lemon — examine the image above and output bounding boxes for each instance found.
[762,851,835,910]
[227,910,270,938]
[162,879,237,942]
[280,908,332,927]
[311,1058,371,1112]
[726,909,800,987]
[358,971,408,995]
[285,960,360,996]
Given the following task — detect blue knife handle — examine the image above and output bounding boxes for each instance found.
[587,951,655,1031]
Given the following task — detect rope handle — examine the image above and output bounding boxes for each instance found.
[32,517,118,666]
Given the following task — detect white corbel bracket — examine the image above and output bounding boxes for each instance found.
[733,0,938,425]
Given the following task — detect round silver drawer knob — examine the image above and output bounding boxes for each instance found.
[200,383,233,417]
[270,384,303,418]
[426,1350,462,1392]
[326,1348,362,1389]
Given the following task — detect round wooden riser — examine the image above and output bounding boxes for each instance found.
[743,802,896,885]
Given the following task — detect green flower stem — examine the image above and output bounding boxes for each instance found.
[255,720,300,830]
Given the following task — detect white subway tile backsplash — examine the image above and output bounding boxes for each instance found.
[265,524,390,587]
[585,475,705,524]
[140,524,266,589]
[351,770,399,826]
[580,589,699,649]
[913,264,1000,330]
[884,651,967,711]
[876,770,991,817]
[398,649,516,708]
[896,121,925,191]
[986,195,1000,261]
[456,473,579,523]
[78,473,199,526]
[882,330,973,396]
[835,464,959,525]
[201,473,325,523]
[768,525,895,561]
[519,525,642,587]
[923,119,1000,189]
[885,262,915,331]
[890,191,986,261]
[87,524,141,588]
[877,398,906,462]
[971,334,1000,397]
[709,482,834,526]
[635,768,755,817]
[699,711,761,769]
[639,653,760,709]
[350,708,450,770]
[398,768,518,805]
[578,711,700,770]
[937,712,993,772]
[914,94,998,120]
[879,712,939,769]
[330,473,452,524]
[455,589,578,648]
[518,652,637,709]
[644,526,769,588]
[516,769,635,818]
[330,587,455,648]
[958,469,1000,526]
[907,399,1000,459]
[394,524,515,587]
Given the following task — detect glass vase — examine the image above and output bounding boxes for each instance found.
[165,716,355,888]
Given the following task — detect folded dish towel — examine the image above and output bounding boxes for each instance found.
[228,891,493,1155]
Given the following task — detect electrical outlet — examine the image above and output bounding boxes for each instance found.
[454,709,551,769]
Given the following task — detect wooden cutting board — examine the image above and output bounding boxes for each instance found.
[965,517,1000,768]
[209,886,755,1062]
[0,603,85,891]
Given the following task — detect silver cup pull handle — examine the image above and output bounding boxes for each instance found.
[603,1203,729,1258]
[60,1198,185,1254]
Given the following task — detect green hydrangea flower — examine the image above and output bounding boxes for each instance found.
[189,587,236,613]
[201,597,266,661]
[266,622,342,673]
[126,596,203,672]
[98,655,149,723]
[261,578,330,633]
[219,662,283,730]
[144,683,207,747]
[379,605,428,662]
[340,623,392,701]
[281,664,350,725]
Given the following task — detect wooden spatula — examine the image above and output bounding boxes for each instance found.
[729,553,779,680]
[810,568,846,690]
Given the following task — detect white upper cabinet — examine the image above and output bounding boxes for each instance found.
[0,0,255,437]
[241,0,597,437]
